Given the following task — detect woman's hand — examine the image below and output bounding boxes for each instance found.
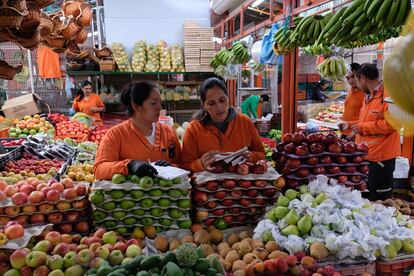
[242,150,253,162]
[90,107,102,113]
[201,150,219,170]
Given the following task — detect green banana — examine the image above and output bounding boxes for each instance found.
[330,59,336,76]
[307,19,316,41]
[366,0,383,18]
[386,0,400,26]
[375,0,393,24]
[313,20,321,42]
[341,0,365,19]
[354,12,368,26]
[342,5,364,27]
[335,60,343,79]
[299,16,315,34]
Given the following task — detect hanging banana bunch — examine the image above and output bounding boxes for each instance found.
[317,56,348,81]
[230,42,250,64]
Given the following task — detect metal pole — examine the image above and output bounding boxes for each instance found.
[91,8,96,47]
[96,6,103,48]
[27,49,35,94]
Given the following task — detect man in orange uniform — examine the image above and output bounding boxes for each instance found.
[94,81,181,180]
[340,63,364,140]
[342,63,400,201]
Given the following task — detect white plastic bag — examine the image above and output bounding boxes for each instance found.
[393,157,410,178]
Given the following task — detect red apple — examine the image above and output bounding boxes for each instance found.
[237,163,249,175]
[351,175,362,183]
[22,205,37,213]
[292,132,305,145]
[306,133,322,144]
[282,133,293,144]
[226,164,238,173]
[223,215,233,224]
[75,185,87,196]
[231,190,242,199]
[46,189,60,202]
[239,180,253,189]
[255,180,267,188]
[282,166,292,175]
[312,167,326,175]
[320,155,332,165]
[206,181,219,191]
[336,156,348,164]
[36,183,48,192]
[230,207,241,214]
[328,166,341,174]
[352,156,364,164]
[45,231,62,246]
[222,199,234,206]
[11,192,28,205]
[19,184,35,195]
[323,132,339,144]
[66,210,80,222]
[61,178,74,189]
[358,165,369,174]
[0,190,6,201]
[255,198,266,205]
[310,143,324,154]
[4,221,19,231]
[50,183,64,193]
[75,221,89,233]
[29,191,45,204]
[38,203,54,213]
[295,145,309,156]
[305,157,318,165]
[47,212,63,224]
[238,214,248,223]
[57,223,72,234]
[72,199,88,209]
[30,213,45,224]
[263,188,277,198]
[328,143,342,153]
[205,201,217,209]
[4,185,18,197]
[343,166,356,173]
[287,159,301,169]
[5,224,24,240]
[194,191,208,204]
[63,188,78,200]
[357,143,369,153]
[284,143,296,154]
[212,209,225,216]
[223,179,237,189]
[337,176,348,183]
[239,198,251,207]
[296,168,309,178]
[214,191,227,200]
[343,142,356,153]
[94,228,106,238]
[15,215,29,226]
[203,218,215,226]
[5,206,20,216]
[246,189,258,198]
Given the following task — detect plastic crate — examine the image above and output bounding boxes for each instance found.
[336,262,375,276]
[0,146,24,169]
[261,137,276,148]
[376,258,414,276]
[54,134,88,143]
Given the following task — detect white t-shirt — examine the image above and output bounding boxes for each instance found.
[146,123,156,145]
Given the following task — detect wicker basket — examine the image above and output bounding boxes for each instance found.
[66,61,84,71]
[51,47,66,54]
[62,0,82,17]
[32,0,54,9]
[94,46,112,58]
[60,16,80,39]
[45,35,66,48]
[74,28,87,44]
[39,12,53,37]
[50,12,63,36]
[99,57,116,71]
[21,1,40,31]
[9,28,41,50]
[76,2,92,27]
[8,0,28,11]
[0,6,27,28]
[0,45,23,80]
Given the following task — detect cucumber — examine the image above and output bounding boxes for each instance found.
[192,258,210,273]
[140,255,161,271]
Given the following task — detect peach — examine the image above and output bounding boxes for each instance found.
[5,224,24,240]
[61,178,74,189]
[29,191,45,203]
[50,183,64,193]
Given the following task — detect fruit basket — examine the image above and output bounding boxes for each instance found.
[376,257,414,276]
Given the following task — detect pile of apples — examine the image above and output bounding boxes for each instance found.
[55,121,89,137]
[4,153,64,175]
[9,115,55,139]
[65,164,95,183]
[1,139,25,147]
[0,220,25,245]
[273,131,369,190]
[1,229,145,276]
[194,179,278,230]
[209,160,268,175]
[48,113,69,125]
[89,127,108,145]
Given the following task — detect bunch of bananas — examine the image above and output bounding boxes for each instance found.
[210,49,234,69]
[249,61,265,73]
[303,43,332,55]
[294,13,334,46]
[364,0,411,29]
[231,42,250,64]
[343,26,402,48]
[213,64,226,78]
[273,18,302,55]
[317,57,348,81]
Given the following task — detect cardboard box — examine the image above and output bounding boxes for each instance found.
[2,93,42,118]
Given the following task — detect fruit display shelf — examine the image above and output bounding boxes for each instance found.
[90,176,192,234]
[193,167,281,230]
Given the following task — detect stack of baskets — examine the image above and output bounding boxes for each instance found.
[93,46,115,71]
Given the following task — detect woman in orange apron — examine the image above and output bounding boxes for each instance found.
[72,81,105,125]
[94,81,181,180]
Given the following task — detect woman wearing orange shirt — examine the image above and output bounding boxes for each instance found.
[72,81,105,125]
[181,77,265,172]
[94,81,181,180]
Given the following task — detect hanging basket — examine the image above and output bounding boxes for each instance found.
[61,0,82,18]
[21,1,41,32]
[60,16,81,39]
[76,2,92,27]
[50,11,64,36]
[51,47,66,53]
[0,6,27,28]
[9,28,41,50]
[0,44,24,80]
[31,0,54,9]
[94,46,112,58]
[66,40,80,54]
[45,35,66,48]
[74,28,87,44]
[39,13,53,37]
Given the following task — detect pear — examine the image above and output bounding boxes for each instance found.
[281,225,299,237]
[385,244,397,259]
[262,230,274,243]
[391,239,402,252]
[402,238,414,254]
[285,189,299,201]
[284,209,299,225]
[265,210,277,222]
[273,206,289,220]
[314,192,328,205]
[297,215,312,234]
[276,195,290,207]
[299,185,308,194]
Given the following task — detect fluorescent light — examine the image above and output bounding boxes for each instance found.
[252,0,265,8]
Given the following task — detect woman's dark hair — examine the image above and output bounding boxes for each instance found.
[192,77,228,121]
[76,80,94,101]
[319,79,330,86]
[121,81,158,115]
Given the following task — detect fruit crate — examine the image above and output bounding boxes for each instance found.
[0,145,24,169]
[0,127,10,138]
[376,258,414,276]
[335,262,375,276]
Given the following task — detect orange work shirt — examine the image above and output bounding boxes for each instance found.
[181,113,265,172]
[72,93,104,124]
[94,119,181,180]
[352,84,401,162]
[341,87,365,136]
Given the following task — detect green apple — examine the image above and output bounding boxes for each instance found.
[385,244,397,259]
[90,191,105,205]
[159,218,172,227]
[130,175,140,184]
[120,200,135,210]
[167,189,182,199]
[93,210,107,222]
[157,198,171,207]
[402,238,414,254]
[150,208,164,217]
[102,202,117,211]
[112,174,126,184]
[123,217,137,225]
[140,218,154,226]
[180,189,189,196]
[95,246,110,260]
[110,190,125,200]
[125,245,142,258]
[132,209,145,216]
[172,177,181,184]
[48,269,64,276]
[299,185,309,194]
[108,250,124,266]
[177,199,190,209]
[63,251,77,268]
[169,209,183,219]
[121,258,133,265]
[33,240,52,253]
[140,198,154,209]
[156,226,165,233]
[25,251,48,267]
[149,189,163,197]
[391,239,403,252]
[47,254,64,270]
[103,220,117,229]
[112,211,127,220]
[103,231,117,245]
[64,264,84,276]
[127,175,133,180]
[3,269,20,276]
[130,190,144,199]
[116,227,128,235]
[139,176,154,189]
[178,220,192,229]
[76,249,94,266]
[159,179,173,187]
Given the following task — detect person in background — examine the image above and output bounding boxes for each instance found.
[94,81,181,180]
[72,80,105,125]
[312,79,330,102]
[340,63,400,201]
[340,63,365,140]
[241,94,270,119]
[181,77,265,172]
